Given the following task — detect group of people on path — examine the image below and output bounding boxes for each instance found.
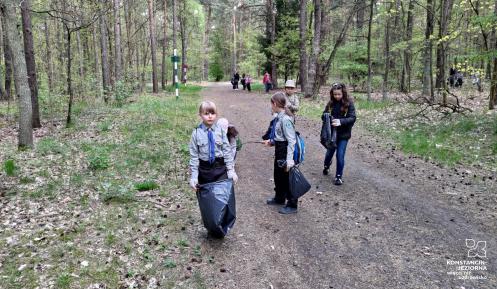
[189,81,356,237]
[231,72,252,92]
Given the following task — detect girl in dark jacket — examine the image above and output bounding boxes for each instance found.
[322,83,356,185]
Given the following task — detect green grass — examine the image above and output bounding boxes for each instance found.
[1,88,204,288]
[3,159,16,176]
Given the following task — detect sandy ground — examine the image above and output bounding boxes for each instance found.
[190,82,496,289]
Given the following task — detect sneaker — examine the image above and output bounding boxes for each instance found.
[334,176,343,186]
[266,198,285,206]
[323,166,330,175]
[279,206,298,214]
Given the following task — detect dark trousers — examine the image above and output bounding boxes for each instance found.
[274,141,298,208]
[232,81,239,89]
[199,158,228,185]
[264,83,271,93]
[246,83,251,92]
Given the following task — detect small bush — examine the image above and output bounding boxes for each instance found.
[134,180,159,191]
[100,184,135,204]
[163,258,177,269]
[3,159,16,176]
[114,80,134,106]
[37,137,68,156]
[88,149,110,171]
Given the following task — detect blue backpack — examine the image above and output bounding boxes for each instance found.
[294,131,305,165]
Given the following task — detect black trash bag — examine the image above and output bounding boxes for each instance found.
[320,113,337,149]
[289,166,311,199]
[196,179,236,238]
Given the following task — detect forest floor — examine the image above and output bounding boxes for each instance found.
[0,83,496,289]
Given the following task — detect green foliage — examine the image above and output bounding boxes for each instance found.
[3,159,16,176]
[56,273,72,288]
[87,148,110,171]
[134,180,159,191]
[114,80,134,106]
[163,258,177,269]
[100,183,136,204]
[37,138,68,156]
[336,43,368,86]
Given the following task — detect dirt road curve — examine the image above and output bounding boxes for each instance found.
[192,83,496,289]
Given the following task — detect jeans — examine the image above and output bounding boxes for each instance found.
[264,83,271,93]
[324,139,348,177]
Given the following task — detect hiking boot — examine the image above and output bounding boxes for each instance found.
[279,206,298,214]
[266,198,285,206]
[334,176,343,186]
[323,166,330,175]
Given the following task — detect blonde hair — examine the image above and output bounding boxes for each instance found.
[198,101,217,115]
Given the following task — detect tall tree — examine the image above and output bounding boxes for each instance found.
[0,0,33,148]
[161,0,168,89]
[179,0,187,84]
[202,4,212,81]
[114,0,123,82]
[298,0,308,91]
[44,20,54,94]
[0,14,5,100]
[148,0,158,92]
[172,0,178,85]
[366,0,374,101]
[489,0,497,109]
[20,0,41,128]
[400,0,414,93]
[422,0,435,101]
[1,13,12,100]
[435,0,454,105]
[100,5,111,102]
[305,0,321,98]
[382,1,392,100]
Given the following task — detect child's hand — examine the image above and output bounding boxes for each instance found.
[262,140,272,147]
[189,179,198,191]
[228,170,238,183]
[332,119,341,127]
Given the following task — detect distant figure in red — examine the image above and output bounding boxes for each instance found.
[263,71,272,93]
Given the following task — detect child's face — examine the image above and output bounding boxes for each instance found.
[332,89,343,101]
[200,111,217,126]
[270,100,277,113]
[285,87,295,95]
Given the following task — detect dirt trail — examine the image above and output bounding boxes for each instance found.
[192,83,496,289]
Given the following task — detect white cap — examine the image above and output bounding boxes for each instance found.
[285,80,296,88]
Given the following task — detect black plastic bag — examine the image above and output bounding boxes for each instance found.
[289,166,311,199]
[196,179,236,238]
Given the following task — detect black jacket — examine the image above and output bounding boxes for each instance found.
[322,101,356,140]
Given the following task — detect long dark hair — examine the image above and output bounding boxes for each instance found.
[325,83,352,115]
[271,92,294,117]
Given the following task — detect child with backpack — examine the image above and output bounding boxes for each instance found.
[262,92,299,214]
[322,83,356,185]
[189,101,238,237]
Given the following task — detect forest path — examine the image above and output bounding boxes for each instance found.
[193,83,496,289]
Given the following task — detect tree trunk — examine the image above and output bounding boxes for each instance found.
[44,20,54,95]
[1,0,33,148]
[20,0,41,128]
[299,0,308,92]
[270,2,277,88]
[0,14,6,100]
[366,0,374,101]
[100,10,111,102]
[356,0,366,30]
[172,0,178,85]
[179,0,187,84]
[202,4,212,81]
[382,2,392,100]
[489,0,497,109]
[161,0,168,89]
[76,30,84,96]
[92,23,101,98]
[64,25,75,126]
[401,0,414,93]
[422,0,435,100]
[2,13,12,100]
[123,0,132,77]
[306,0,321,98]
[435,0,454,105]
[114,0,123,83]
[148,0,158,92]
